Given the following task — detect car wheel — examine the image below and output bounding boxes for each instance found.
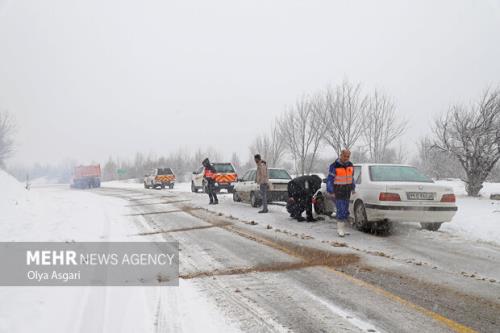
[420,222,442,231]
[250,192,261,208]
[169,184,174,189]
[353,201,370,232]
[233,191,241,202]
[161,184,165,189]
[144,182,149,189]
[191,182,197,192]
[202,181,208,193]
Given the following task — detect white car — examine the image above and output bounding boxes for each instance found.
[313,164,458,232]
[233,168,292,207]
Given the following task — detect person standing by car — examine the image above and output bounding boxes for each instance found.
[286,175,322,222]
[254,154,269,213]
[202,158,218,205]
[327,149,355,237]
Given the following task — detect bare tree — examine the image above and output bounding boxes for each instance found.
[323,81,368,155]
[414,137,463,180]
[362,91,407,162]
[0,111,15,166]
[230,152,241,171]
[249,125,286,167]
[278,94,327,175]
[433,89,500,196]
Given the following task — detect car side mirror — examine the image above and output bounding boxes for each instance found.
[192,171,197,174]
[322,178,327,183]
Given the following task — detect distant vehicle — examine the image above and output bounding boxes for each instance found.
[313,164,458,232]
[191,162,238,193]
[71,165,101,189]
[144,168,176,189]
[233,168,292,207]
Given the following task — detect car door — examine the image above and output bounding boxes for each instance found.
[248,170,259,193]
[235,171,250,200]
[194,166,204,187]
[349,165,363,213]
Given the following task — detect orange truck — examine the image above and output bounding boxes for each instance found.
[71,165,101,189]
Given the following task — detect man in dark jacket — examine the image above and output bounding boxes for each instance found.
[286,175,322,222]
[202,158,218,205]
[327,149,355,237]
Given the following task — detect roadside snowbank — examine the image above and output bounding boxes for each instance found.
[0,169,30,207]
[0,170,140,242]
[436,180,500,245]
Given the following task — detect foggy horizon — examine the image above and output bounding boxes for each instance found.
[1,0,500,168]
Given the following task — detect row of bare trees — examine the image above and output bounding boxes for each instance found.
[250,80,407,175]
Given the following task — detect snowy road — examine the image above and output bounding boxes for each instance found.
[91,184,500,333]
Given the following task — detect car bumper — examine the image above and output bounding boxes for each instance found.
[214,183,234,190]
[256,190,288,202]
[363,203,457,223]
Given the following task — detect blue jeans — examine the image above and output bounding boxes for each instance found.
[260,184,268,210]
[336,199,350,221]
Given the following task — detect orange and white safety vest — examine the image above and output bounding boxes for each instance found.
[333,166,354,185]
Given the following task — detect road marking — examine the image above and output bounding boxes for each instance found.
[329,268,477,333]
[302,289,381,333]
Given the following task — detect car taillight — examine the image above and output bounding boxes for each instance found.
[379,192,401,201]
[441,194,456,202]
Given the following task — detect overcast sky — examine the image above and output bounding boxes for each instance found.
[1,0,500,167]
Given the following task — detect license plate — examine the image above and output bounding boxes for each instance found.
[406,192,434,200]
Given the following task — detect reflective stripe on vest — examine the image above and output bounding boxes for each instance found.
[334,166,353,185]
[205,168,215,179]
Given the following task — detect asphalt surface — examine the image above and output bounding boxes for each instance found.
[95,186,500,333]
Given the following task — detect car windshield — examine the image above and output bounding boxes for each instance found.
[369,165,433,183]
[213,164,235,173]
[157,168,173,175]
[269,169,291,179]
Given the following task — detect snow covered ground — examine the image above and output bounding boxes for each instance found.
[435,180,500,245]
[0,170,242,333]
